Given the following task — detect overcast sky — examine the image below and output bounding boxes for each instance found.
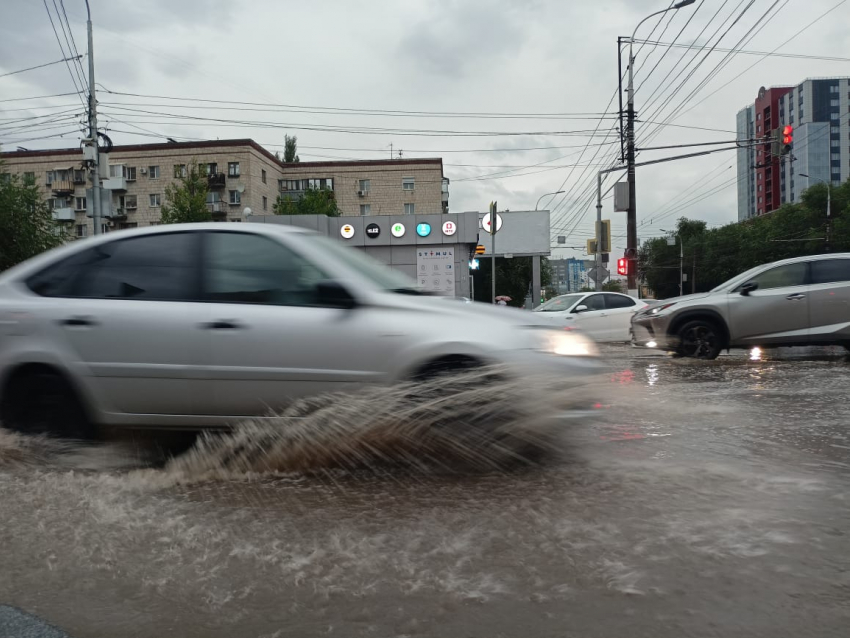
[2,0,848,259]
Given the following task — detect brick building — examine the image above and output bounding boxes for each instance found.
[0,139,448,237]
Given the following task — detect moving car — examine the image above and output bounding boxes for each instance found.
[0,224,602,437]
[631,253,850,359]
[533,292,649,342]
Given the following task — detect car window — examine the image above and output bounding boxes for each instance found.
[28,233,197,300]
[203,231,330,306]
[740,262,807,291]
[535,294,584,312]
[577,294,605,311]
[602,293,636,309]
[810,259,850,285]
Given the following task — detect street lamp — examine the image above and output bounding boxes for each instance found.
[799,173,831,252]
[624,0,697,292]
[536,190,565,211]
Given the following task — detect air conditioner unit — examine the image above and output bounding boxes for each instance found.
[139,167,147,175]
[357,190,368,197]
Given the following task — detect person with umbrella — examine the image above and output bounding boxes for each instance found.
[495,295,511,306]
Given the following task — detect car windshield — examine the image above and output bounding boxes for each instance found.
[534,294,584,312]
[299,233,420,293]
[710,263,768,292]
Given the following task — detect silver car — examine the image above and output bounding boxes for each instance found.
[0,224,601,437]
[631,253,850,359]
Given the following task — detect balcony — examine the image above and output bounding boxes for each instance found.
[207,202,227,216]
[51,207,75,222]
[103,176,127,191]
[208,173,226,189]
[50,180,74,195]
[109,207,128,222]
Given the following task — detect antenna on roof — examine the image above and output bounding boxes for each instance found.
[166,138,178,144]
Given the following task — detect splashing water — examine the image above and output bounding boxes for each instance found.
[164,366,599,482]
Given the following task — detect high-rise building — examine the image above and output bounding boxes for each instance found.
[548,257,586,293]
[737,78,850,220]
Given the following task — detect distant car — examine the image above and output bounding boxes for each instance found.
[631,253,850,359]
[0,224,603,437]
[533,292,648,342]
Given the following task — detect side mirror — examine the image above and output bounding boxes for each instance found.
[740,281,759,296]
[573,304,589,313]
[315,280,357,309]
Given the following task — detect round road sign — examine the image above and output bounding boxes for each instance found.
[481,212,503,233]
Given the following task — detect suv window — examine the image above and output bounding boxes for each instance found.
[27,233,197,300]
[602,293,636,309]
[577,294,605,311]
[741,262,807,291]
[203,232,329,306]
[811,259,850,285]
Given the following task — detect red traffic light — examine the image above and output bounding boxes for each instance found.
[617,258,628,276]
[782,125,793,145]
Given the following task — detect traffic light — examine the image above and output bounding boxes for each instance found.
[617,258,628,276]
[781,125,793,155]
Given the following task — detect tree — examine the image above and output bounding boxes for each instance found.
[602,280,625,292]
[160,160,211,224]
[273,188,340,217]
[0,163,65,271]
[471,256,552,306]
[283,135,300,163]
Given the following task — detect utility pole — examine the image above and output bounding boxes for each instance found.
[490,201,497,304]
[85,0,101,235]
[595,172,603,292]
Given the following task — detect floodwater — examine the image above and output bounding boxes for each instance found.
[2,347,850,638]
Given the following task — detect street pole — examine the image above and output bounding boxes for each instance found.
[535,190,565,211]
[595,172,603,292]
[625,0,697,294]
[85,0,101,236]
[490,201,497,304]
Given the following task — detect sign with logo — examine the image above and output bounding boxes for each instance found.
[365,222,381,238]
[416,246,455,296]
[416,222,431,237]
[442,220,457,236]
[391,222,406,238]
[481,212,503,233]
[340,224,355,239]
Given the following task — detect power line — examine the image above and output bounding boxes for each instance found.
[51,0,87,94]
[41,0,87,110]
[0,91,83,104]
[634,38,850,62]
[0,56,83,80]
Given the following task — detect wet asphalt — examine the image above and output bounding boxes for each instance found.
[2,345,850,638]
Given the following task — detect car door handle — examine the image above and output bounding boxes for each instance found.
[59,316,97,327]
[786,293,806,301]
[202,320,244,330]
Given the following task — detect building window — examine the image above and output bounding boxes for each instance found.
[118,222,139,230]
[758,197,763,203]
[74,196,86,211]
[149,221,161,226]
[23,171,35,183]
[101,224,109,234]
[119,194,137,209]
[404,203,415,215]
[832,153,841,161]
[122,166,136,181]
[206,192,222,204]
[832,166,841,174]
[149,166,160,179]
[149,193,161,207]
[75,224,87,238]
[229,190,241,205]
[228,162,240,177]
[757,113,761,120]
[359,179,371,192]
[199,163,218,176]
[757,125,762,133]
[360,204,371,216]
[757,173,762,180]
[758,184,762,192]
[262,196,267,211]
[831,112,840,120]
[174,164,187,178]
[402,177,414,191]
[830,85,839,93]
[831,99,840,107]
[261,169,267,184]
[832,139,840,147]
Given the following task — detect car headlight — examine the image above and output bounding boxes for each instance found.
[647,302,676,316]
[535,329,598,357]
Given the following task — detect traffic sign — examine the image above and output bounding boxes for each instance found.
[587,267,609,283]
[481,212,503,233]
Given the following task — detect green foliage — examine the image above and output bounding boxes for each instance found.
[160,160,211,224]
[472,256,552,306]
[601,280,625,292]
[638,179,850,298]
[283,135,299,163]
[0,164,65,271]
[579,286,594,292]
[273,188,340,217]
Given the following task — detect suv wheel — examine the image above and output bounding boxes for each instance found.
[0,369,94,439]
[676,320,722,360]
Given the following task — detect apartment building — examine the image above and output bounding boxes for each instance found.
[549,257,587,294]
[736,78,850,220]
[0,139,448,236]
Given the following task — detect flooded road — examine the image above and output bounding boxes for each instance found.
[3,346,850,638]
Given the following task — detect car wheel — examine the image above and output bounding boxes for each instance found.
[676,320,722,360]
[0,368,94,439]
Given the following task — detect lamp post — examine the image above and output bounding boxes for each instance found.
[799,173,831,252]
[624,0,697,291]
[535,190,565,211]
